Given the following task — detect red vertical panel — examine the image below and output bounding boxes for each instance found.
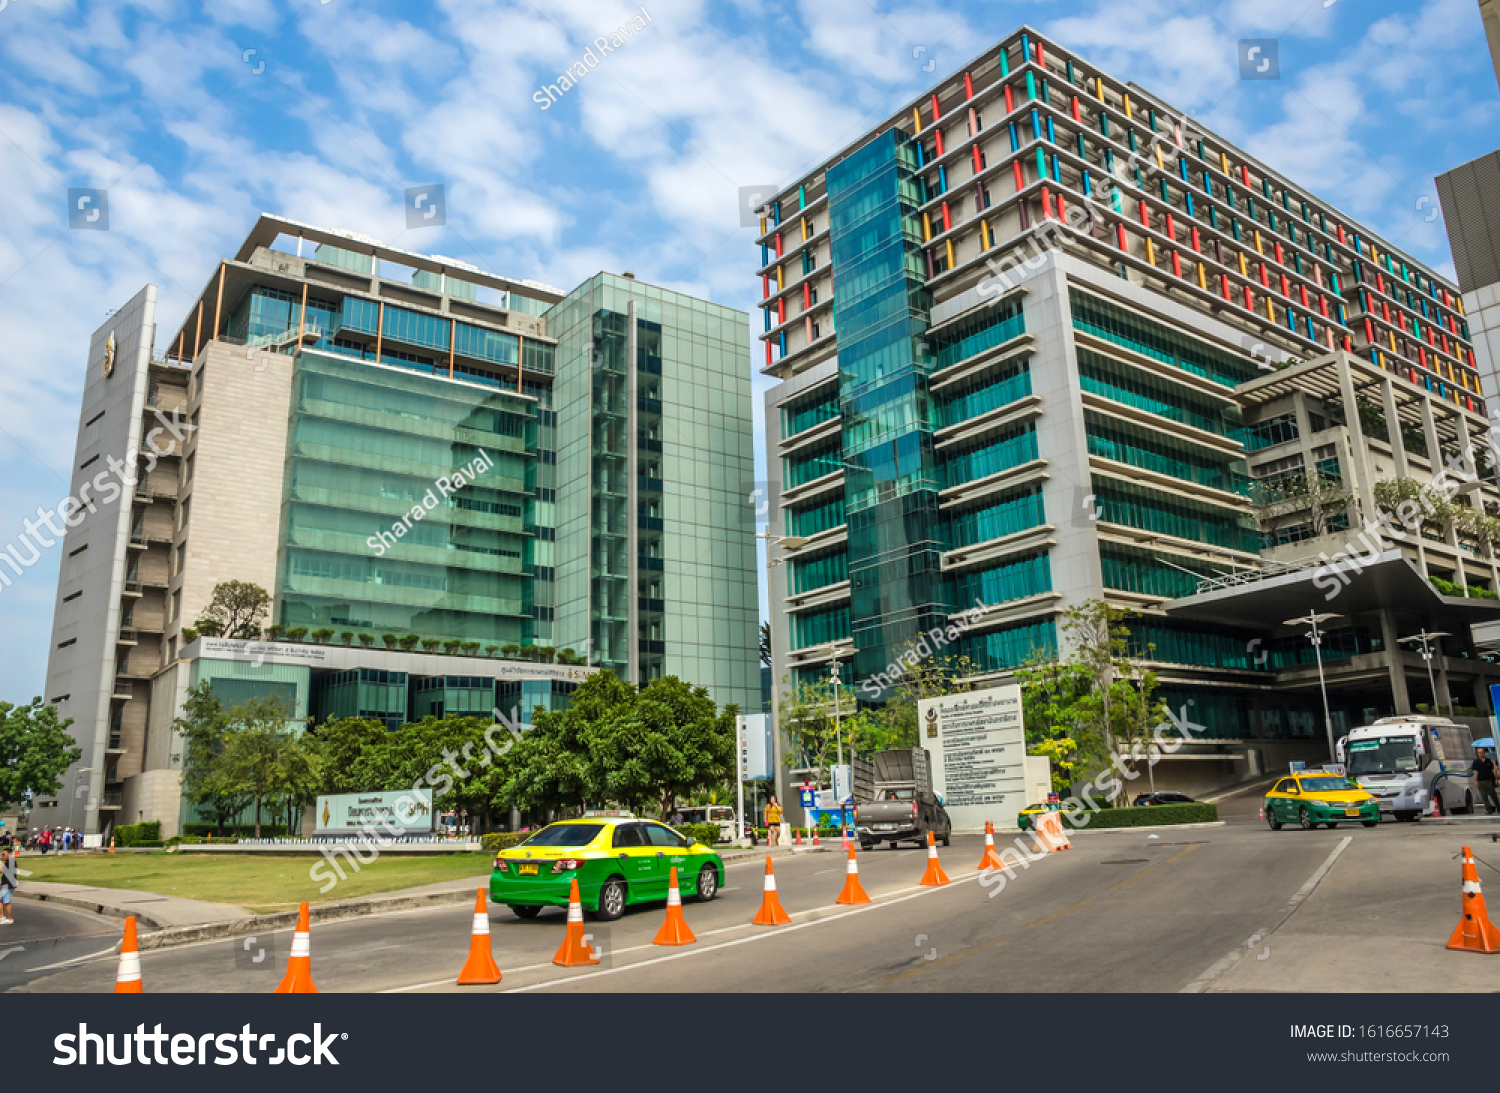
[1280,274,1290,298]
[1013,160,1026,192]
[930,93,941,121]
[1336,224,1347,246]
[1381,300,1391,323]
[1244,285,1254,310]
[1375,270,1385,294]
[1299,284,1309,308]
[1190,227,1201,253]
[967,107,978,137]
[775,235,783,257]
[935,129,945,156]
[802,283,811,308]
[1318,295,1329,318]
[1004,85,1014,113]
[1273,242,1284,266]
[1040,186,1052,219]
[777,299,785,323]
[1364,318,1375,344]
[1036,41,1045,66]
[1057,193,1068,223]
[1138,199,1150,228]
[941,202,951,232]
[1117,224,1128,251]
[964,72,975,99]
[1071,96,1081,122]
[1220,274,1231,302]
[765,341,772,367]
[1164,212,1176,241]
[1258,263,1269,288]
[972,145,983,174]
[1240,165,1250,187]
[762,276,770,299]
[1171,250,1182,278]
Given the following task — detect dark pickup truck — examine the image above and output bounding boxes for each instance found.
[854,748,952,850]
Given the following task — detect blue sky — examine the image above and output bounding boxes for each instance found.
[0,0,1495,702]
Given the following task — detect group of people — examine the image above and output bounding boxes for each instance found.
[0,827,84,853]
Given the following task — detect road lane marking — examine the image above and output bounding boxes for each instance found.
[382,863,1013,993]
[1180,835,1351,994]
[883,843,1203,982]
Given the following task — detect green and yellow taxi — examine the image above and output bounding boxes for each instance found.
[1265,773,1380,830]
[1017,802,1053,831]
[490,811,726,922]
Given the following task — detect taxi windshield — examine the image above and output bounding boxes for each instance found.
[1347,737,1420,776]
[1297,776,1358,792]
[517,823,604,848]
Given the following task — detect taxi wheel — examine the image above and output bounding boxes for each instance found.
[509,905,542,920]
[594,878,627,922]
[1266,808,1282,831]
[1298,806,1315,831]
[695,864,719,902]
[1361,821,1377,828]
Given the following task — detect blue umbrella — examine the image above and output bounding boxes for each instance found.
[1473,737,1496,749]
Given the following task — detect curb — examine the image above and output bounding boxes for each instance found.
[1069,820,1227,834]
[13,890,176,930]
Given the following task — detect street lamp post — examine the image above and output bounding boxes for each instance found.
[755,530,807,843]
[830,650,848,837]
[1284,612,1342,765]
[1398,628,1451,713]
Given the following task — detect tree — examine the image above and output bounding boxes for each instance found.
[173,682,253,834]
[585,676,736,818]
[193,580,272,640]
[506,672,634,815]
[776,675,841,784]
[1255,469,1351,539]
[307,717,390,795]
[219,695,319,838]
[0,698,82,811]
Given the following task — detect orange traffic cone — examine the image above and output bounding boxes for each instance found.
[456,888,502,984]
[1433,793,1445,818]
[836,845,871,905]
[919,830,949,887]
[274,902,318,993]
[811,828,820,848]
[751,856,791,925]
[653,867,697,945]
[114,916,142,993]
[979,821,1004,871]
[1258,804,1265,823]
[108,836,116,854]
[1447,845,1500,953]
[795,830,801,846]
[552,878,600,966]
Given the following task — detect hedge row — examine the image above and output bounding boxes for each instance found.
[1065,802,1218,829]
[115,820,161,846]
[673,823,721,847]
[182,823,288,838]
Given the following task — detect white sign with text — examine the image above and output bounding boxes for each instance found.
[918,684,1028,832]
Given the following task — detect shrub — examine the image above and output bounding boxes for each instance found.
[358,633,376,647]
[340,631,355,646]
[264,625,285,640]
[421,638,442,653]
[462,642,481,657]
[310,628,335,644]
[115,820,162,846]
[382,633,400,649]
[442,639,462,655]
[284,627,309,642]
[180,626,199,643]
[484,645,500,657]
[672,823,722,846]
[535,646,555,663]
[480,832,528,852]
[500,644,521,658]
[399,633,422,651]
[1066,803,1218,830]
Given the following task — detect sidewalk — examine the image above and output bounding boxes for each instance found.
[15,843,819,951]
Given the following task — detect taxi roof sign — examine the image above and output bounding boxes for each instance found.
[582,809,635,818]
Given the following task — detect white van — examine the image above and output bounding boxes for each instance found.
[1342,716,1480,821]
[676,805,737,843]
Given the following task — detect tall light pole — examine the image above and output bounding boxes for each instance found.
[829,648,848,836]
[1284,612,1341,764]
[1398,628,1451,713]
[754,530,806,842]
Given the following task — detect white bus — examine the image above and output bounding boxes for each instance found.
[1341,716,1480,821]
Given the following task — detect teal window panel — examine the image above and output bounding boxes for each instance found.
[944,486,1045,548]
[939,422,1039,487]
[1070,290,1260,387]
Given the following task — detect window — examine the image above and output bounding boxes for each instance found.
[176,542,187,574]
[56,638,76,649]
[85,410,105,427]
[80,454,99,470]
[62,590,81,602]
[69,544,88,557]
[180,497,190,529]
[171,591,181,621]
[185,452,195,481]
[644,823,687,848]
[611,823,646,848]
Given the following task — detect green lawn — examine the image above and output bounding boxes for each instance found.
[21,851,492,915]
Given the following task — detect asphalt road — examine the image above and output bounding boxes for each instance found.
[0,899,123,993]
[15,813,1500,994]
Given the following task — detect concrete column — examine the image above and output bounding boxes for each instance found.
[1381,379,1409,479]
[1379,609,1412,713]
[1290,389,1313,444]
[1336,356,1376,518]
[1435,654,1453,711]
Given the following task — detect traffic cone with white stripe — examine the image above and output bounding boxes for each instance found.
[979,821,1004,871]
[751,856,791,925]
[919,830,949,887]
[456,888,502,984]
[1433,793,1445,818]
[836,845,871,905]
[108,836,115,854]
[552,877,600,966]
[653,866,696,945]
[1446,845,1500,954]
[811,827,820,848]
[114,916,142,993]
[274,902,317,993]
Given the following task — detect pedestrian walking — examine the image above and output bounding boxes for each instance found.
[0,849,15,924]
[1477,748,1500,815]
[764,795,783,847]
[38,827,52,855]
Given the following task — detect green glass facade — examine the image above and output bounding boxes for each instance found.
[828,129,949,681]
[280,349,536,646]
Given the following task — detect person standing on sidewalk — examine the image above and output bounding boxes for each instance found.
[764,796,782,847]
[1476,748,1500,815]
[0,849,15,924]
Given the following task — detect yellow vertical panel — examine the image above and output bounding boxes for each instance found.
[1095,77,1106,103]
[801,218,808,243]
[1153,146,1164,170]
[1254,230,1263,255]
[1196,264,1207,290]
[913,106,923,131]
[1237,252,1248,278]
[1145,237,1156,265]
[776,266,784,290]
[945,238,956,269]
[1266,297,1276,322]
[980,219,992,250]
[1219,152,1229,175]
[923,212,932,242]
[1123,93,1132,117]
